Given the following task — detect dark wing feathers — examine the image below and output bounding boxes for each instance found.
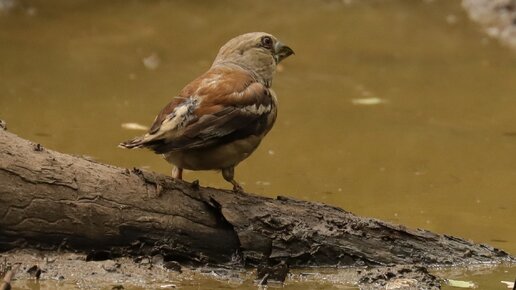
[150,107,261,153]
[122,66,274,153]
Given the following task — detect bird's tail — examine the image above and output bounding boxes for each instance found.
[118,135,148,149]
[119,132,167,152]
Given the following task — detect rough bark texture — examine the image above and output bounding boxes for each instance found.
[0,126,514,268]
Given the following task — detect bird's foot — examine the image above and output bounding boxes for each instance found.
[222,167,244,192]
[231,181,244,192]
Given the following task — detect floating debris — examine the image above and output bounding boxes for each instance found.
[445,279,476,288]
[351,97,386,106]
[501,280,515,289]
[446,14,458,25]
[386,278,418,289]
[121,123,148,131]
[256,181,271,186]
[143,53,161,70]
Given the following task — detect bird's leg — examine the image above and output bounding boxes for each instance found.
[172,166,183,180]
[222,167,243,192]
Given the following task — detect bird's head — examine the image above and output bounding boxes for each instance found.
[212,32,294,86]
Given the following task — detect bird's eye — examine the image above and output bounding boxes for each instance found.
[260,36,273,49]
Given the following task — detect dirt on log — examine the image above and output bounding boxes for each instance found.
[0,125,514,268]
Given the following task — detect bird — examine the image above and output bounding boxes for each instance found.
[119,32,294,191]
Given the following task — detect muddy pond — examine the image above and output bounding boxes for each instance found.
[1,0,516,289]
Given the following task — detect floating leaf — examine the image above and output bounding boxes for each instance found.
[143,53,161,70]
[351,97,386,105]
[446,279,476,288]
[501,281,515,289]
[121,123,148,131]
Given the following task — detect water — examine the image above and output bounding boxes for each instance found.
[1,0,516,288]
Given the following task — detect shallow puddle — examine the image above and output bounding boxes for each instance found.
[1,0,516,288]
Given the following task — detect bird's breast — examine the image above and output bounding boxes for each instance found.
[164,135,263,170]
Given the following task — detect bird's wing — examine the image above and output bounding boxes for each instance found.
[120,66,275,153]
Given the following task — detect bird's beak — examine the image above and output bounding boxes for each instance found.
[274,41,294,64]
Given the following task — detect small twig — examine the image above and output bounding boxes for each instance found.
[258,273,269,286]
[1,264,20,290]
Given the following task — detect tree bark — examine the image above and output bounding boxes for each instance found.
[0,126,514,267]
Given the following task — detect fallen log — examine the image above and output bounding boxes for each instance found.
[0,124,514,268]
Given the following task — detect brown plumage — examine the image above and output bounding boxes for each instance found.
[119,32,294,191]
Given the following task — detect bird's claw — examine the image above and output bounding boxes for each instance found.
[232,183,244,192]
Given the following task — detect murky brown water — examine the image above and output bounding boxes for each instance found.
[1,0,516,288]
